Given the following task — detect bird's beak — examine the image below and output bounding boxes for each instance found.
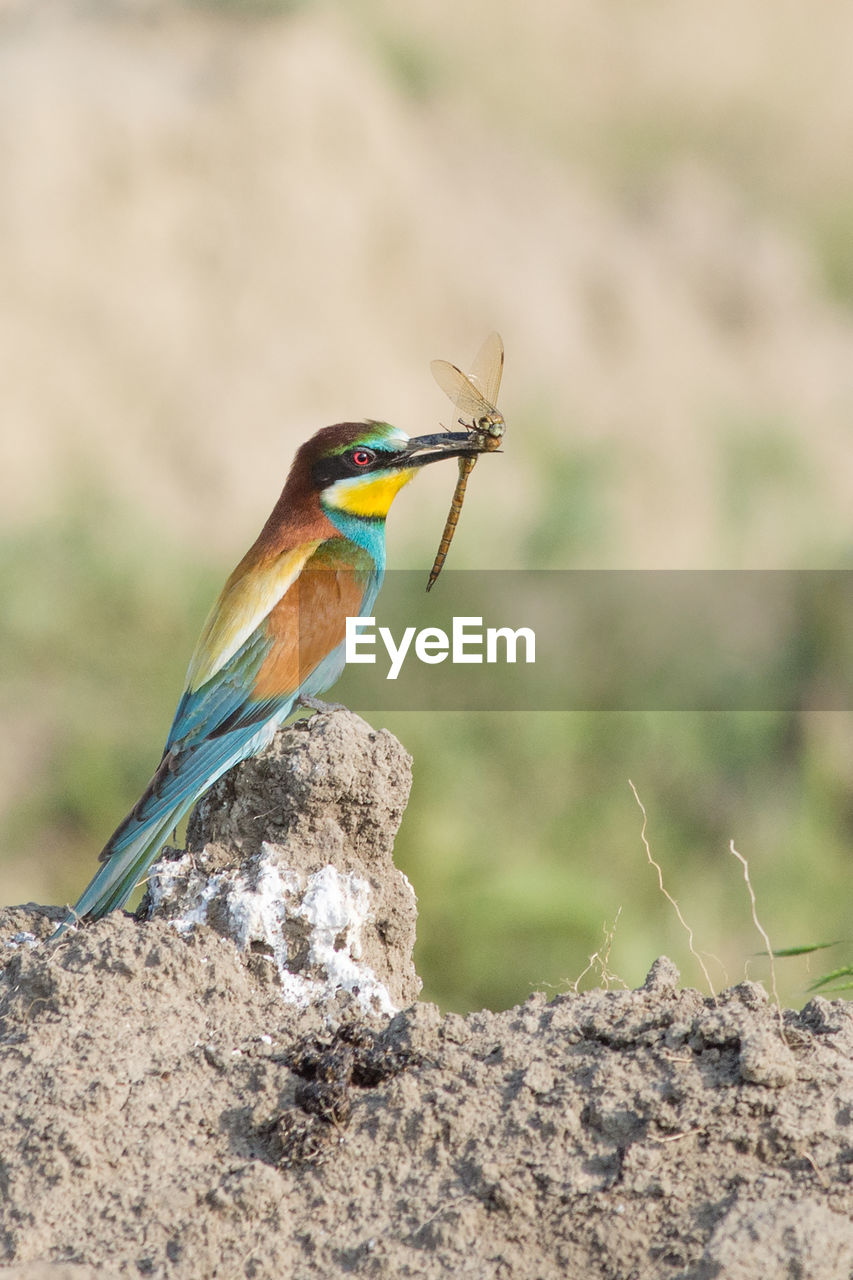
[399,432,483,470]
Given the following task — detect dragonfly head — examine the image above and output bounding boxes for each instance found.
[471,410,506,450]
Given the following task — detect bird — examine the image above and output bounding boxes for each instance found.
[51,421,479,939]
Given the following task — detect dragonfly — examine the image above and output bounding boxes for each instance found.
[426,331,505,591]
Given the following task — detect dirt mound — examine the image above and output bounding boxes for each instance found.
[2,714,853,1278]
[147,711,420,1014]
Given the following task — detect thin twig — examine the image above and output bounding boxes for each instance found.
[729,839,784,1037]
[571,908,627,992]
[629,780,715,998]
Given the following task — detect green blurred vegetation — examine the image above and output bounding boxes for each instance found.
[386,709,853,1010]
[0,503,221,908]
[1,495,851,1012]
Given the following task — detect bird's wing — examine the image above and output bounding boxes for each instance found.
[94,547,378,862]
[164,540,323,749]
[186,542,322,693]
[165,623,278,748]
[169,541,378,748]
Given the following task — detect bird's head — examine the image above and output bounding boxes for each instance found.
[294,421,479,523]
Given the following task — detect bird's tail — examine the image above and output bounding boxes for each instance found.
[49,797,196,941]
[48,719,280,943]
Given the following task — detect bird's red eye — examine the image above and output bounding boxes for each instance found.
[351,448,374,468]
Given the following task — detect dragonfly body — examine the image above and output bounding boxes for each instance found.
[426,331,506,591]
[426,453,477,591]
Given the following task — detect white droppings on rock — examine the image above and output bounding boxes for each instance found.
[221,853,290,954]
[147,854,228,935]
[4,931,37,950]
[148,845,397,1017]
[288,861,396,1015]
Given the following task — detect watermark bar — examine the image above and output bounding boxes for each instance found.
[300,570,853,712]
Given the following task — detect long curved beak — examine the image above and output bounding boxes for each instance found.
[399,432,481,469]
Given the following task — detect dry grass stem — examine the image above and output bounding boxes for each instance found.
[571,907,627,992]
[629,780,715,998]
[729,839,784,1036]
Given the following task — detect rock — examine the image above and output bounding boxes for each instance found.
[738,1027,797,1087]
[641,955,680,995]
[145,711,420,1014]
[704,1196,853,1279]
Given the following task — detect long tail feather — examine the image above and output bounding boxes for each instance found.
[49,716,283,941]
[49,801,194,939]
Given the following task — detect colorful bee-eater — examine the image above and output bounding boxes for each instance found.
[52,422,479,939]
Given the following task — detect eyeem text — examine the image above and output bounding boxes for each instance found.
[345,616,536,680]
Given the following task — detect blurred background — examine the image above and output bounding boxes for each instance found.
[2,0,853,1010]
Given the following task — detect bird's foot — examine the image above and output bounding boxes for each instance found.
[298,695,347,716]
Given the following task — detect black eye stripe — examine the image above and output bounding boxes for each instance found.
[312,447,397,491]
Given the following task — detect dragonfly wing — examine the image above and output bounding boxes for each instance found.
[467,331,504,407]
[430,332,504,418]
[430,359,489,419]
